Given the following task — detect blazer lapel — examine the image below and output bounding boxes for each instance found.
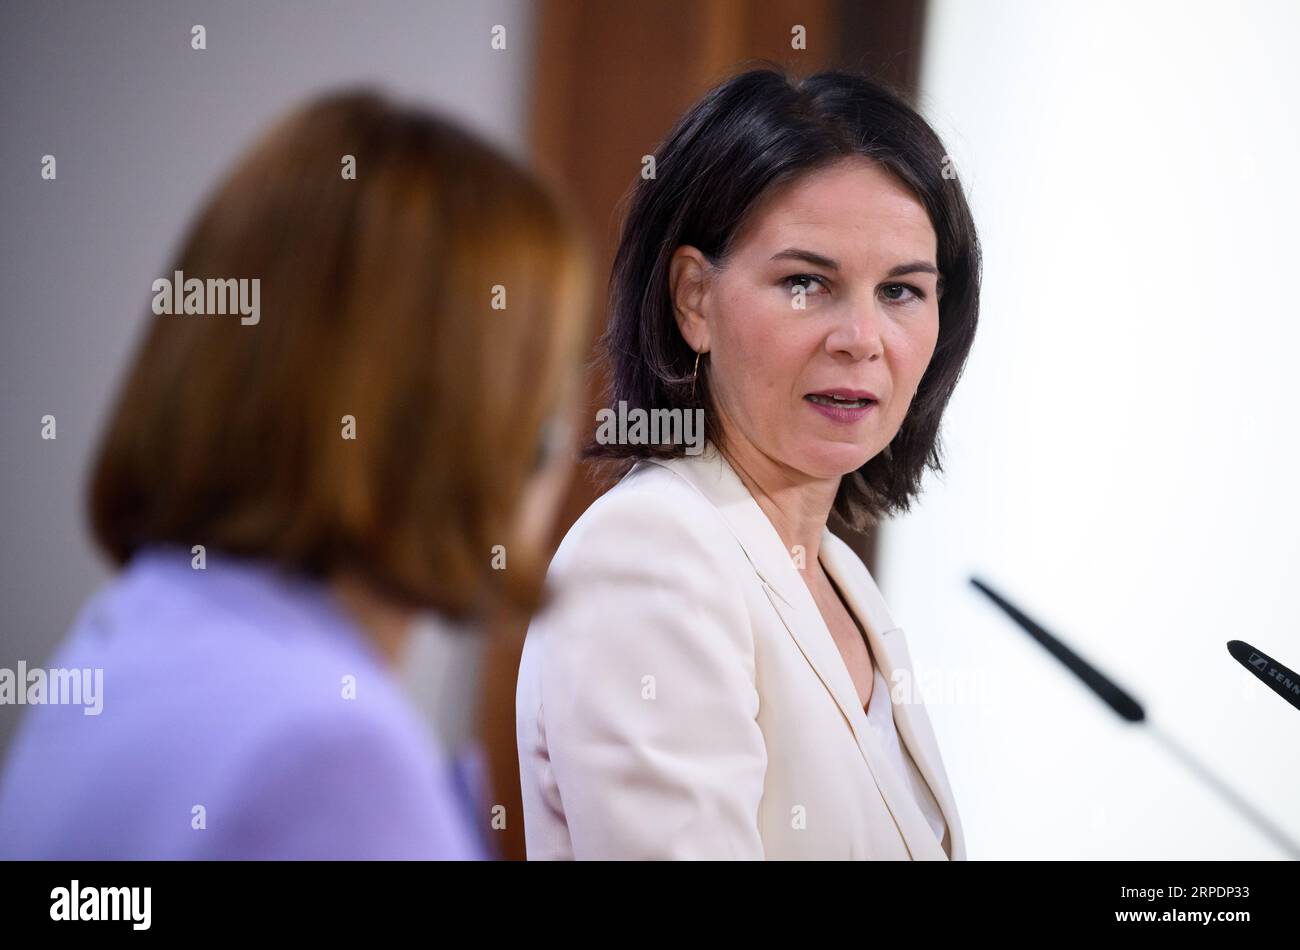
[820,536,966,861]
[647,448,956,860]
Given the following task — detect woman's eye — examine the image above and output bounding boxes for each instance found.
[881,282,926,304]
[783,274,829,295]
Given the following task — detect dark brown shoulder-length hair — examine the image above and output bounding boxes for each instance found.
[586,64,981,530]
[90,89,592,621]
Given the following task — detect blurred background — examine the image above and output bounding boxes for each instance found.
[2,0,1298,859]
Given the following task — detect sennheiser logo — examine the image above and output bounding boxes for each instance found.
[1249,652,1300,696]
[49,880,151,930]
[1274,669,1300,696]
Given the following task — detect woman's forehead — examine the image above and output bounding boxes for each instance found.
[736,165,938,266]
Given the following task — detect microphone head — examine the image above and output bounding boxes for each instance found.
[1227,640,1300,714]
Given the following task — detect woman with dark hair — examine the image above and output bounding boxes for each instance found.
[0,90,592,859]
[516,66,981,859]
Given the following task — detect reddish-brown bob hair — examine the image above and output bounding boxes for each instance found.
[89,90,592,621]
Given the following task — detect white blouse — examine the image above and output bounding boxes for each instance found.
[864,664,951,857]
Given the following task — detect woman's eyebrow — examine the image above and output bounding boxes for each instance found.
[769,248,941,281]
[886,260,941,279]
[769,247,840,269]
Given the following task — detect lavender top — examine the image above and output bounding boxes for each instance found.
[0,546,489,859]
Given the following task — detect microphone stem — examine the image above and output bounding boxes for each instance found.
[1146,721,1300,859]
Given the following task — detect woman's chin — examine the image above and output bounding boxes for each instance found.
[798,441,875,479]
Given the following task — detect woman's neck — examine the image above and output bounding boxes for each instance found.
[330,572,415,668]
[718,438,840,569]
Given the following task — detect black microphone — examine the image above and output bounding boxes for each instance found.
[1227,640,1300,713]
[970,575,1300,859]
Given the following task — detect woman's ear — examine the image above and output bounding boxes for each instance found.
[668,245,712,354]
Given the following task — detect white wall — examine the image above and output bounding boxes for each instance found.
[881,0,1300,858]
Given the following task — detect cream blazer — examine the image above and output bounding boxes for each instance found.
[515,446,966,860]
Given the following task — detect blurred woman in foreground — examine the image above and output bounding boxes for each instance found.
[0,90,591,858]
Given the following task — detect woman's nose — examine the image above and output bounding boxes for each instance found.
[825,302,885,361]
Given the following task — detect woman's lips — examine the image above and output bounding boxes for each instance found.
[804,392,877,424]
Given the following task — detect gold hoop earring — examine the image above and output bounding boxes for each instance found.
[690,350,702,401]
